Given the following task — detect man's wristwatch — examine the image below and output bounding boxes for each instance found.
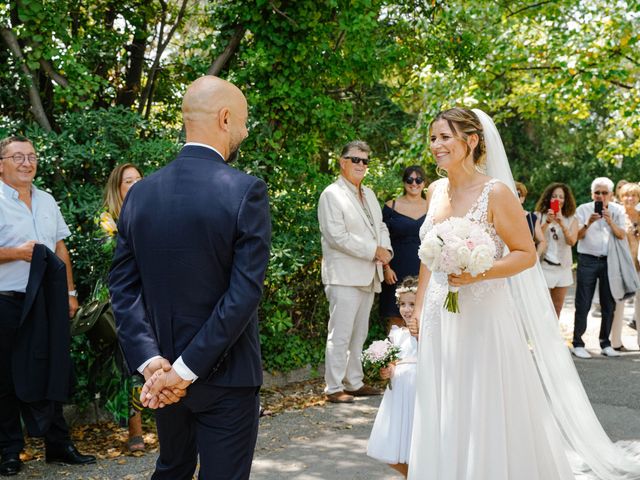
[68,290,78,297]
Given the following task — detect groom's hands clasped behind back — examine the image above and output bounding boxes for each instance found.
[141,358,190,409]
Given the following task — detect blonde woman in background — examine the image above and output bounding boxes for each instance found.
[100,163,145,451]
[614,179,629,204]
[100,163,143,235]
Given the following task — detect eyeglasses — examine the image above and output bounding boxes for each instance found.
[550,226,559,241]
[593,191,609,195]
[405,177,424,185]
[344,156,370,166]
[1,153,38,165]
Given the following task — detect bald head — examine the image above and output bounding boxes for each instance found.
[182,76,248,161]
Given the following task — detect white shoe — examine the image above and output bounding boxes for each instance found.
[601,346,621,357]
[572,347,592,359]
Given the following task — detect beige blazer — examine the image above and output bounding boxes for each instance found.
[318,176,392,287]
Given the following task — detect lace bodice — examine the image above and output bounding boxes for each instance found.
[419,178,505,258]
[419,178,507,333]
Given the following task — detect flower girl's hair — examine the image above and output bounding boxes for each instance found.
[395,276,419,301]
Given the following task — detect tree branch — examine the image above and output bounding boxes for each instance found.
[116,22,148,107]
[333,30,346,52]
[138,0,189,114]
[0,27,52,131]
[502,65,634,89]
[38,58,69,87]
[207,25,246,76]
[506,1,554,18]
[270,1,298,27]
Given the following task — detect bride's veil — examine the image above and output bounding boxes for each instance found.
[473,108,640,479]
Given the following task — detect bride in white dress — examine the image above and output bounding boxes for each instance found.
[407,107,640,480]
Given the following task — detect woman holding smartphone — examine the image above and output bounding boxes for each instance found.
[535,183,579,318]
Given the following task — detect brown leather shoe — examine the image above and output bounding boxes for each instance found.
[345,384,383,396]
[326,391,355,403]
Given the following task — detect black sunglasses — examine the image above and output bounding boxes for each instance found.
[344,156,370,166]
[593,190,609,195]
[550,226,559,241]
[405,177,424,185]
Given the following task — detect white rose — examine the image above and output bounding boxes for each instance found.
[419,236,443,269]
[456,245,471,270]
[468,244,495,276]
[450,217,472,239]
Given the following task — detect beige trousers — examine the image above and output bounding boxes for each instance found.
[324,285,374,394]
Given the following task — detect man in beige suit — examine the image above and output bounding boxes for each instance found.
[318,140,393,403]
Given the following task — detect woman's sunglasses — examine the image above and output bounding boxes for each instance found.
[550,226,559,241]
[405,177,424,185]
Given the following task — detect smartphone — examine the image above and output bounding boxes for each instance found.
[594,200,603,215]
[550,199,560,214]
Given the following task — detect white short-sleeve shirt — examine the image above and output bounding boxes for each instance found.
[576,201,625,257]
[0,180,71,292]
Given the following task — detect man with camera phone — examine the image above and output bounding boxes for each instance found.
[572,177,626,359]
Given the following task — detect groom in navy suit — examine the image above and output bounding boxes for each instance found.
[109,76,271,479]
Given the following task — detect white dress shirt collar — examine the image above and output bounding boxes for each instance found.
[183,142,225,161]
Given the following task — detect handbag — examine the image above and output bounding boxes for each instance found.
[70,282,118,350]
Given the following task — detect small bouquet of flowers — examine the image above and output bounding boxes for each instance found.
[96,211,118,255]
[418,217,496,313]
[99,211,118,237]
[362,339,401,389]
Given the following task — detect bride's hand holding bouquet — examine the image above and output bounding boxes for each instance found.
[418,217,496,313]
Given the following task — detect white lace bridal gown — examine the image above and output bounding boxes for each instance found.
[408,178,576,480]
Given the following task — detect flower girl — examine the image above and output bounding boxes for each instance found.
[367,276,419,478]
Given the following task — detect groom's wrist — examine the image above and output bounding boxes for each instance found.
[173,356,198,383]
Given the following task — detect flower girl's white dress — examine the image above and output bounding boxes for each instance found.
[367,325,418,464]
[409,178,576,480]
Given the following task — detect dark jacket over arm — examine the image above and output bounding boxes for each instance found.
[12,244,71,403]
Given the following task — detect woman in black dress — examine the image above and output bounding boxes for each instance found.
[380,166,428,330]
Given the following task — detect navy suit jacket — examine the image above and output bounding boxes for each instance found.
[108,145,271,387]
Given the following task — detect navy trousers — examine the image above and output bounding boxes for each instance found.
[573,253,616,349]
[152,383,260,480]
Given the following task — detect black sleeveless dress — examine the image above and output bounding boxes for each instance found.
[379,201,425,319]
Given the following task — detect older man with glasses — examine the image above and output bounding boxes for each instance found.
[0,136,95,476]
[572,177,627,359]
[318,140,392,403]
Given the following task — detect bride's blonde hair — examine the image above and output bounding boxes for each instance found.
[430,108,487,168]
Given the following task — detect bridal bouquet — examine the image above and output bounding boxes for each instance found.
[418,217,496,313]
[362,339,401,389]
